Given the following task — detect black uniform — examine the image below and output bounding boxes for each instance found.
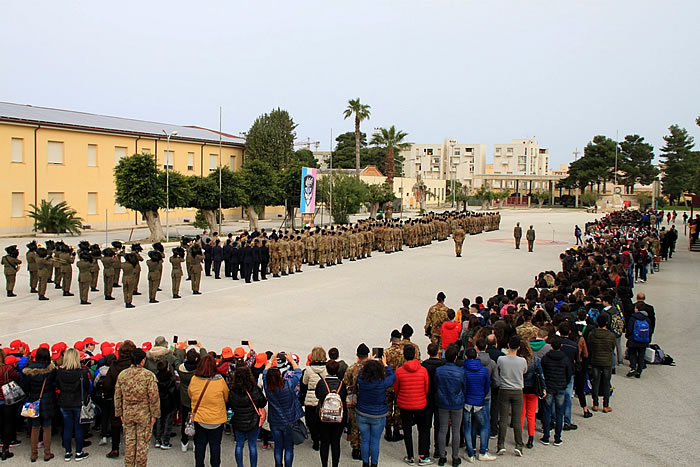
[203,241,213,276]
[212,243,223,279]
[252,243,261,282]
[241,243,254,283]
[260,242,269,280]
[223,241,233,277]
[231,242,240,280]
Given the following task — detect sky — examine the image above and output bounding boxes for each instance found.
[2,0,699,169]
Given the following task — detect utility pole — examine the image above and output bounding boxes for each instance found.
[573,148,580,208]
[218,106,223,233]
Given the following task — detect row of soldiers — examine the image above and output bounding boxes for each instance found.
[2,210,500,304]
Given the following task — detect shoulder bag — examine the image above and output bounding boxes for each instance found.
[21,379,46,418]
[185,379,210,437]
[533,365,545,399]
[246,390,267,427]
[1,366,26,405]
[79,372,96,424]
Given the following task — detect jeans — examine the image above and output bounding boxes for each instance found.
[318,422,344,467]
[591,366,612,408]
[463,405,489,457]
[437,408,462,460]
[628,346,647,375]
[489,388,499,435]
[60,407,83,453]
[615,336,624,365]
[542,389,566,442]
[194,422,223,467]
[400,407,430,460]
[356,413,385,465]
[497,389,523,450]
[235,427,260,467]
[270,425,294,467]
[626,266,634,288]
[635,264,647,281]
[154,410,174,444]
[563,376,574,425]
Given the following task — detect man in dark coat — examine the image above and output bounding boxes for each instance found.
[202,239,213,276]
[540,336,573,446]
[222,239,233,277]
[251,239,261,282]
[230,241,240,280]
[241,241,254,283]
[212,239,223,279]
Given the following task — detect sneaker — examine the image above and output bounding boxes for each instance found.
[99,437,108,446]
[418,457,435,465]
[74,452,89,462]
[9,440,21,447]
[626,370,636,378]
[539,437,550,446]
[553,440,563,446]
[478,452,497,461]
[452,458,462,466]
[603,407,612,413]
[635,372,641,379]
[438,457,447,466]
[105,450,119,458]
[463,455,475,463]
[154,441,161,449]
[488,432,497,439]
[583,411,593,419]
[160,443,171,450]
[496,448,506,456]
[514,448,523,457]
[404,456,416,465]
[565,424,578,431]
[64,452,72,462]
[181,442,188,452]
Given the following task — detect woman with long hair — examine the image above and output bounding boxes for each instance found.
[56,348,91,462]
[22,347,57,462]
[302,346,328,450]
[314,360,348,467]
[229,365,267,467]
[187,355,229,467]
[518,341,544,449]
[264,353,303,467]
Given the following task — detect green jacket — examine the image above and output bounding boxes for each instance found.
[588,328,616,368]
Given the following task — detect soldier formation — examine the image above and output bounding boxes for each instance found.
[2,211,500,306]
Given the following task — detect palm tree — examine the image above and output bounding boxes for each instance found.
[370,125,409,189]
[343,98,371,176]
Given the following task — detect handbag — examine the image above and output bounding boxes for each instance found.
[1,366,26,405]
[246,390,267,428]
[79,373,96,424]
[533,366,545,398]
[267,385,307,445]
[185,379,210,437]
[21,379,46,418]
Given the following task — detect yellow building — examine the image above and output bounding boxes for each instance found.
[1,102,245,234]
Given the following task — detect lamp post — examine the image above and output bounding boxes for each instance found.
[163,129,178,241]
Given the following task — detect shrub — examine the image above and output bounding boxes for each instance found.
[27,200,83,234]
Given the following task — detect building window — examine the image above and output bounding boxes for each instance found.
[11,192,24,217]
[454,149,460,155]
[466,147,473,153]
[88,144,97,167]
[141,148,151,154]
[114,203,126,214]
[11,138,23,163]
[47,141,63,164]
[229,155,236,170]
[507,147,513,154]
[495,147,501,154]
[427,149,433,156]
[87,192,97,215]
[115,146,127,166]
[187,152,194,171]
[164,150,174,170]
[209,154,218,172]
[47,192,64,204]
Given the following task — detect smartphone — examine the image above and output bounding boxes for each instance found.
[172,336,178,344]
[241,340,249,346]
[278,352,286,361]
[187,340,197,346]
[372,347,384,359]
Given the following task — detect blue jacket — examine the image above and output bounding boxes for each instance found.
[523,357,545,393]
[463,359,490,407]
[264,368,304,429]
[356,366,395,416]
[435,362,466,410]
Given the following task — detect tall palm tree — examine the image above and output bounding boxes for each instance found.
[343,98,371,176]
[370,125,409,189]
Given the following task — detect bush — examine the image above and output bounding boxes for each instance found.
[580,191,600,207]
[27,200,83,234]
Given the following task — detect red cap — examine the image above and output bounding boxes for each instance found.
[4,356,18,366]
[51,351,62,360]
[142,342,153,352]
[30,349,38,359]
[101,345,115,356]
[52,342,67,353]
[92,353,103,360]
[254,353,267,368]
[83,337,99,346]
[9,340,22,351]
[79,351,88,360]
[221,347,234,359]
[39,343,50,349]
[233,347,246,359]
[74,341,85,351]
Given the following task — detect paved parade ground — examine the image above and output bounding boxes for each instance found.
[1,209,697,466]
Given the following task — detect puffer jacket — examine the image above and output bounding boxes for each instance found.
[264,368,304,429]
[56,368,91,408]
[463,359,490,407]
[177,361,197,408]
[22,362,57,415]
[229,385,267,433]
[626,311,650,349]
[145,346,176,373]
[356,366,395,416]
[394,359,429,410]
[522,357,544,394]
[477,351,497,396]
[302,363,328,406]
[435,362,466,410]
[588,327,616,367]
[540,350,573,392]
[440,321,462,350]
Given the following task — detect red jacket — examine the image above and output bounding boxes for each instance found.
[441,321,462,349]
[394,359,429,410]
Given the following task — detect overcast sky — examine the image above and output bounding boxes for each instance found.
[2,0,699,168]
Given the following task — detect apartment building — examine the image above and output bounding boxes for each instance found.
[0,102,245,234]
[400,139,486,190]
[492,138,549,175]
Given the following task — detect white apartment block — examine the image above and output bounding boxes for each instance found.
[401,139,486,189]
[493,138,549,175]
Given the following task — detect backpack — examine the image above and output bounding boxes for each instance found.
[319,379,344,423]
[587,307,600,322]
[610,308,625,337]
[632,318,650,343]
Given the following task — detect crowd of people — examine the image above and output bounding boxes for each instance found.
[0,208,673,467]
[2,212,501,306]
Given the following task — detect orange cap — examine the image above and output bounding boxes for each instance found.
[233,347,246,359]
[221,347,234,359]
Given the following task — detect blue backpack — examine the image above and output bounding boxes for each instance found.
[632,318,650,343]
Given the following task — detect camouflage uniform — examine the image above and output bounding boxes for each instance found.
[384,343,404,432]
[102,254,118,299]
[343,360,367,451]
[76,258,93,303]
[114,365,160,467]
[2,253,21,295]
[170,255,184,296]
[424,302,449,348]
[399,338,421,361]
[453,227,466,256]
[27,248,39,292]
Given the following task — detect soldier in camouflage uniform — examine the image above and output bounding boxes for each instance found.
[26,241,39,293]
[76,252,93,305]
[453,223,466,257]
[114,349,160,467]
[399,323,421,360]
[384,329,405,442]
[2,245,21,297]
[343,343,370,460]
[424,291,449,348]
[317,230,328,268]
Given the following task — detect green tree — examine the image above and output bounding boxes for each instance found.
[562,136,617,194]
[494,189,512,209]
[244,108,297,171]
[364,183,395,218]
[618,134,659,193]
[294,148,319,168]
[187,168,244,231]
[27,200,83,234]
[635,192,652,209]
[331,131,366,169]
[532,189,550,208]
[343,98,371,176]
[474,185,496,209]
[239,160,279,230]
[580,191,600,207]
[317,173,368,224]
[369,125,409,189]
[660,124,698,204]
[114,152,191,241]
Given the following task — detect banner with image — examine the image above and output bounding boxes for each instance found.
[299,167,317,214]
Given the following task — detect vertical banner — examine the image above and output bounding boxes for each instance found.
[300,167,317,214]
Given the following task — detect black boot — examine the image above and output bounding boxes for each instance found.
[384,426,393,442]
[527,435,534,449]
[7,291,16,297]
[1,449,14,460]
[352,449,361,460]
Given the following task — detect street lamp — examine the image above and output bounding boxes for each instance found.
[163,129,178,241]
